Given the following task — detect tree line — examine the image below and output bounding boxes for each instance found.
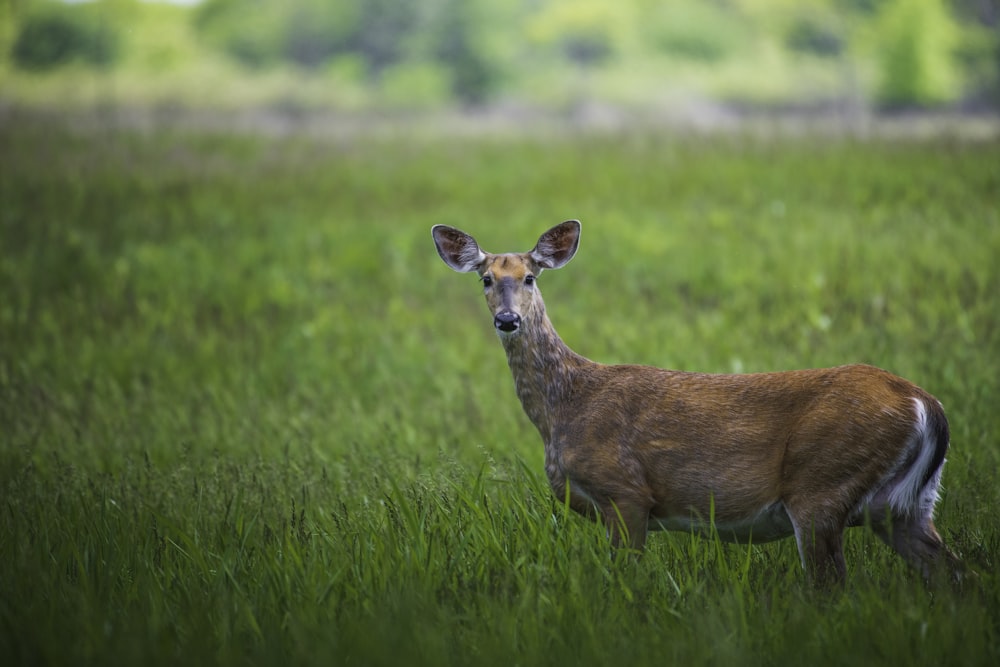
[7,0,999,109]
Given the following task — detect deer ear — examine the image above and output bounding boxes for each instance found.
[432,225,487,273]
[530,220,580,270]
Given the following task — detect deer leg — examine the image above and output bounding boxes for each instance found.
[872,516,965,583]
[600,499,650,552]
[790,516,848,586]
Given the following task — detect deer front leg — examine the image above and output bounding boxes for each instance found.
[555,465,651,551]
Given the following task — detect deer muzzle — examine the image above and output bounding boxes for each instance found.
[494,311,521,333]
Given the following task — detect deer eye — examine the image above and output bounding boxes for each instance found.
[524,274,535,286]
[481,275,493,288]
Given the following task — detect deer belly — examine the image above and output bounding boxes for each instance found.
[649,502,794,543]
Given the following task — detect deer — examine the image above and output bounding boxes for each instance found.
[432,220,965,585]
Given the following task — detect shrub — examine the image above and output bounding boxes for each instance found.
[874,0,961,107]
[644,1,748,63]
[786,12,845,58]
[195,0,413,76]
[194,0,288,69]
[12,3,119,70]
[527,1,623,67]
[430,0,499,105]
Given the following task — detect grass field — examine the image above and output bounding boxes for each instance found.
[1,111,999,666]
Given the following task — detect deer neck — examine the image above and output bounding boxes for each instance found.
[499,302,589,443]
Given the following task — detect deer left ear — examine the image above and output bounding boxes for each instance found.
[432,225,487,273]
[530,220,580,270]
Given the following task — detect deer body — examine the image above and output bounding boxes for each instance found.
[432,220,961,583]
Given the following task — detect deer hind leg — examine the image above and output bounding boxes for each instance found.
[789,514,848,586]
[599,499,650,552]
[872,515,964,582]
[866,448,965,582]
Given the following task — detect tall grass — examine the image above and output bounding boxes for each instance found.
[1,113,998,666]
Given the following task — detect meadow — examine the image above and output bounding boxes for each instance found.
[1,111,999,666]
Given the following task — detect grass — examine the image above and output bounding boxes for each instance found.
[1,111,999,666]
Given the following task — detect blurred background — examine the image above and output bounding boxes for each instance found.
[1,0,998,127]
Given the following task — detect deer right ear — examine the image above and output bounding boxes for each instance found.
[530,220,580,270]
[432,225,487,273]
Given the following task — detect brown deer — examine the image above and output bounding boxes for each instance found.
[432,220,963,584]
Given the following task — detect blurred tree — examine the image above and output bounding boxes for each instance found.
[946,0,1000,107]
[875,0,961,107]
[345,0,417,77]
[833,0,880,14]
[6,0,989,111]
[430,0,499,105]
[195,0,414,78]
[193,0,499,102]
[195,0,285,68]
[283,0,360,69]
[947,0,998,24]
[527,0,620,67]
[642,1,748,63]
[786,9,846,57]
[12,0,120,70]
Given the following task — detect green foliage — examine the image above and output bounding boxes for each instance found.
[527,0,626,66]
[284,0,362,69]
[642,1,749,63]
[11,1,120,70]
[378,62,451,108]
[430,0,499,106]
[875,0,962,107]
[346,0,418,76]
[4,0,999,110]
[194,0,359,70]
[785,9,846,57]
[948,13,1000,108]
[193,0,496,101]
[1,116,999,666]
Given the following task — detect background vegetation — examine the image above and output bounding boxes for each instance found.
[2,2,999,664]
[1,111,998,665]
[1,0,999,113]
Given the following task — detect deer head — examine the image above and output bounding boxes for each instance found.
[432,220,581,337]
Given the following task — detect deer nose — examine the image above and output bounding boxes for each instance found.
[494,311,520,333]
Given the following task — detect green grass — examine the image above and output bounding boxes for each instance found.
[1,113,999,666]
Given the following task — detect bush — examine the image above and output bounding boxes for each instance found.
[194,0,290,69]
[874,0,960,107]
[378,62,451,108]
[195,0,413,76]
[644,2,749,63]
[786,12,844,58]
[194,0,497,103]
[527,1,623,67]
[11,4,119,70]
[430,0,499,105]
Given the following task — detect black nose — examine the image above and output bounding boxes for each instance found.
[494,311,521,333]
